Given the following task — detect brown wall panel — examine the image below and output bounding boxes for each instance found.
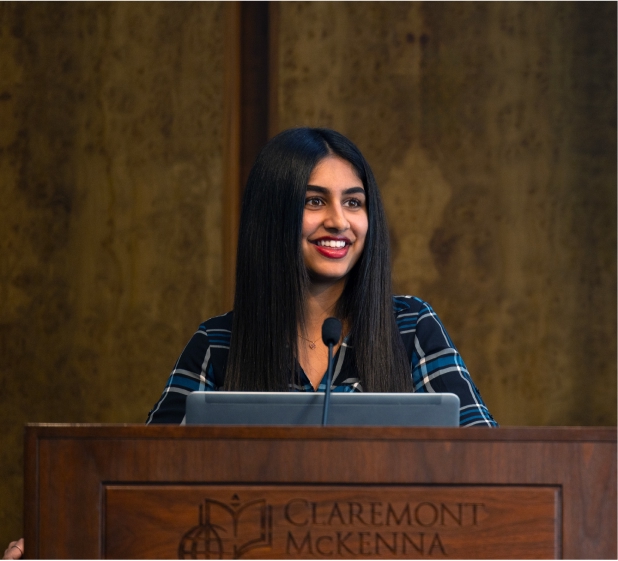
[276,1,616,427]
[0,1,224,546]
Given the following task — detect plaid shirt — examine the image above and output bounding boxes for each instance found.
[147,296,497,426]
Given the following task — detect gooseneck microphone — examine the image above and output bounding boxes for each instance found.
[321,317,342,426]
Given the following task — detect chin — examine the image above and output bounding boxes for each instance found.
[307,267,354,286]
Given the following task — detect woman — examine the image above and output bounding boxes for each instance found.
[147,127,496,426]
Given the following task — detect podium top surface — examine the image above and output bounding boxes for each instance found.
[25,423,616,442]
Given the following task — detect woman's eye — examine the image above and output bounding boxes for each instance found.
[305,197,323,206]
[345,198,363,208]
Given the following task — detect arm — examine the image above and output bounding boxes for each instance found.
[146,326,217,424]
[396,296,497,427]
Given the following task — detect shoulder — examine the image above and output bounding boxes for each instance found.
[175,312,234,387]
[196,311,234,339]
[180,311,234,360]
[392,295,453,346]
[392,295,436,323]
[392,295,431,316]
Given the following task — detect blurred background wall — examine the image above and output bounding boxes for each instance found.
[0,1,615,547]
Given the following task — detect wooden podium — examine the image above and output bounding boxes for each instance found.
[24,425,616,559]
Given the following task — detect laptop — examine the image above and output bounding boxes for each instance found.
[185,392,460,427]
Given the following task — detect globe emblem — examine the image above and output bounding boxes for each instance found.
[179,502,227,559]
[178,520,225,559]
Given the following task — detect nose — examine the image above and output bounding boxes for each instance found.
[323,202,350,232]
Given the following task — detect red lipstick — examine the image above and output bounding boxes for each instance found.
[311,237,351,259]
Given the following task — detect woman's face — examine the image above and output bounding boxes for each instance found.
[302,156,368,286]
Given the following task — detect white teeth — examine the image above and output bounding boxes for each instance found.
[317,240,346,248]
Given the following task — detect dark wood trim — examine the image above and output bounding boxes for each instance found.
[23,426,39,559]
[222,2,241,312]
[222,1,274,312]
[268,1,280,138]
[240,1,271,189]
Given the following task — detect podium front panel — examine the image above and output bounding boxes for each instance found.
[104,484,560,559]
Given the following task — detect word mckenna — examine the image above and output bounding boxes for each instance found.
[284,499,486,528]
[287,530,447,557]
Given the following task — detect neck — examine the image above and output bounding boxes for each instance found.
[302,279,345,337]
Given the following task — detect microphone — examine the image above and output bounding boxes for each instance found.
[321,317,342,426]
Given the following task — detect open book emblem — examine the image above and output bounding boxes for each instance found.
[179,495,273,559]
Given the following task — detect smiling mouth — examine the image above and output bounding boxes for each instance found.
[315,239,348,248]
[310,238,351,259]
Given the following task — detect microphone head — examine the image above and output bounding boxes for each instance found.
[322,317,342,346]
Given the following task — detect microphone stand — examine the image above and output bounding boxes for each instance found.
[320,317,342,427]
[321,341,335,426]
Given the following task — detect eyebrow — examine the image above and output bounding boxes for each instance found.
[306,185,365,195]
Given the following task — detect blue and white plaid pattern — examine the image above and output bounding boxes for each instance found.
[147,297,497,426]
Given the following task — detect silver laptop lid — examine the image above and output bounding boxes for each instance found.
[185,392,460,427]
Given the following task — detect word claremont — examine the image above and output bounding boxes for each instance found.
[284,500,485,528]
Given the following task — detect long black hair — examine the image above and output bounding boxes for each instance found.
[224,127,412,392]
